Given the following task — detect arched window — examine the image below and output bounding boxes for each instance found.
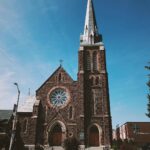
[95,77,99,85]
[86,51,91,70]
[93,90,98,115]
[93,51,97,71]
[58,73,61,82]
[90,76,94,85]
[22,119,28,133]
[34,107,38,115]
[94,96,98,115]
[69,106,73,119]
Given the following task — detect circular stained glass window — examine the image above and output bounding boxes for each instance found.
[49,88,69,107]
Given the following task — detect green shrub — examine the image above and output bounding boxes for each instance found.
[63,137,80,150]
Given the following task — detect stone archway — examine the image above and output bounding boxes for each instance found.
[49,124,62,146]
[88,124,102,147]
[48,121,66,146]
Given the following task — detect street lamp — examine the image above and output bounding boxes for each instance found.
[9,83,20,150]
[14,83,20,114]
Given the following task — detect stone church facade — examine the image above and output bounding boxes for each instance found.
[17,0,112,149]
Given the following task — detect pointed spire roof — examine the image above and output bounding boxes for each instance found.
[80,0,101,45]
[84,0,97,36]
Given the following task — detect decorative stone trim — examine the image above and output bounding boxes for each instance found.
[100,45,105,51]
[80,115,84,118]
[79,145,85,150]
[67,123,77,126]
[79,46,84,51]
[24,145,35,150]
[79,70,84,74]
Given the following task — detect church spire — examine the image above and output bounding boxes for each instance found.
[80,0,101,45]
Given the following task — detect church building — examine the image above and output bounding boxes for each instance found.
[17,0,112,149]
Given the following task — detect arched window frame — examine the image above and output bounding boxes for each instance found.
[95,77,99,85]
[93,91,98,115]
[33,106,38,115]
[90,76,95,86]
[86,51,91,71]
[90,76,94,85]
[93,51,97,71]
[58,73,62,82]
[22,118,28,133]
[68,106,74,120]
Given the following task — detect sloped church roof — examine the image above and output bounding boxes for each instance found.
[18,96,36,113]
[36,65,74,92]
[17,66,74,113]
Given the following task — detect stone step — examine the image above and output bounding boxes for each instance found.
[45,146,64,150]
[45,146,110,150]
[85,147,104,150]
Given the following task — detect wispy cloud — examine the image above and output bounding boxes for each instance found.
[37,0,59,14]
[0,45,58,109]
[0,71,17,109]
[0,0,60,106]
[0,46,23,109]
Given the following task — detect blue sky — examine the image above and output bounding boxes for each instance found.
[0,0,150,128]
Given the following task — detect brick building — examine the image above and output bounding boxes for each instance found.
[115,122,150,146]
[0,110,13,149]
[17,0,112,149]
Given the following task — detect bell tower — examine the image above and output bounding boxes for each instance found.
[78,0,112,147]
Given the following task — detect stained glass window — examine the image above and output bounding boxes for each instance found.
[50,88,68,107]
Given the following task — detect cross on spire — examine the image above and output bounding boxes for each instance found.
[59,59,63,67]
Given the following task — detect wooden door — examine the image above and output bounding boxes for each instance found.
[49,124,62,146]
[89,126,99,146]
[52,132,62,146]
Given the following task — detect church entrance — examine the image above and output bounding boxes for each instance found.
[49,124,62,146]
[89,125,99,146]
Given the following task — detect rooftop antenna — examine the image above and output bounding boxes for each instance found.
[28,88,30,96]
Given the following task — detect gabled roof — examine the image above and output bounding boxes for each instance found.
[36,65,74,92]
[18,96,36,113]
[0,110,13,120]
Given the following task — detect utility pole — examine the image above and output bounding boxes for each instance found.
[9,83,20,150]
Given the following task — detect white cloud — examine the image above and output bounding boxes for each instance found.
[0,71,16,109]
[0,0,38,55]
[0,1,44,110]
[0,46,57,109]
[0,47,20,109]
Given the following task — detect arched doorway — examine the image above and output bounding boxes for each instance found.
[89,125,99,146]
[49,124,62,146]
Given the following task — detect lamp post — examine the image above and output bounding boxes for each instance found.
[9,83,20,150]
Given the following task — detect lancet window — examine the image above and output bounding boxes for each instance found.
[93,51,97,71]
[86,51,91,70]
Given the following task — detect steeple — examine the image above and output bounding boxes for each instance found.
[80,0,101,45]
